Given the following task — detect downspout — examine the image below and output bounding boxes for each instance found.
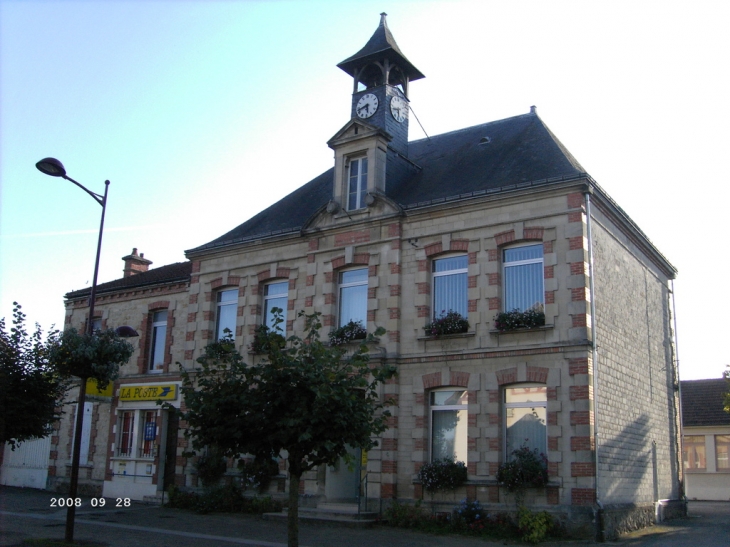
[585,190,604,540]
[671,280,685,508]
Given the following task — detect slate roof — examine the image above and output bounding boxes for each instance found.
[681,379,730,428]
[65,261,192,300]
[337,13,425,81]
[190,111,587,253]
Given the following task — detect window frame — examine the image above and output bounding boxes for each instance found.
[503,383,548,459]
[502,243,544,312]
[116,409,158,460]
[715,435,730,470]
[429,388,468,463]
[263,281,289,333]
[148,310,167,373]
[215,289,238,341]
[347,156,368,211]
[683,435,707,471]
[338,268,368,328]
[431,254,468,321]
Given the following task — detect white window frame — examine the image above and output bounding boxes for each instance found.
[503,383,547,459]
[148,310,167,373]
[502,243,544,312]
[263,281,288,333]
[116,409,158,460]
[338,268,368,327]
[431,255,468,320]
[715,435,730,470]
[429,389,468,463]
[347,156,368,211]
[216,289,238,340]
[683,435,707,471]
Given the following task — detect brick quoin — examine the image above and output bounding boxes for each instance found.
[488,249,498,261]
[368,287,377,299]
[568,236,585,250]
[203,311,214,321]
[324,272,334,283]
[568,211,584,223]
[468,252,477,264]
[390,284,401,296]
[390,263,401,274]
[488,438,500,451]
[488,390,500,403]
[417,306,430,318]
[381,483,397,499]
[568,357,589,375]
[324,293,335,305]
[305,296,313,307]
[367,310,375,321]
[571,436,595,451]
[287,300,295,311]
[572,314,587,327]
[467,463,477,476]
[547,387,557,401]
[548,411,558,425]
[544,265,554,279]
[570,411,593,425]
[548,436,559,451]
[331,256,346,270]
[190,275,200,284]
[389,308,400,319]
[548,462,559,476]
[335,230,370,247]
[322,314,335,327]
[567,192,584,209]
[488,462,500,476]
[468,275,478,288]
[424,242,443,256]
[547,486,559,505]
[570,262,586,275]
[388,331,400,343]
[571,287,588,301]
[569,385,592,401]
[489,297,500,310]
[388,223,401,237]
[422,372,442,389]
[187,312,197,323]
[369,265,378,277]
[415,416,425,428]
[468,299,477,312]
[468,414,477,427]
[545,291,555,304]
[191,261,201,273]
[184,350,194,360]
[308,254,315,263]
[185,331,194,341]
[523,227,544,240]
[308,238,319,251]
[417,283,430,295]
[488,273,500,286]
[543,240,553,253]
[467,390,478,404]
[288,279,296,290]
[495,230,516,246]
[306,275,314,286]
[488,485,499,503]
[415,393,425,405]
[417,260,428,272]
[571,488,596,506]
[381,438,398,451]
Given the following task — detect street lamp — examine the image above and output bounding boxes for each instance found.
[36,158,138,542]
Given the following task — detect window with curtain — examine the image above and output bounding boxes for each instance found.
[339,268,368,326]
[118,410,135,457]
[348,157,368,210]
[432,255,468,319]
[216,289,237,340]
[504,384,547,458]
[503,244,544,311]
[430,390,468,462]
[148,310,167,373]
[715,435,729,469]
[683,435,706,470]
[264,281,288,332]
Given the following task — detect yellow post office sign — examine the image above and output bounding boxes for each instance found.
[86,378,114,398]
[119,384,177,402]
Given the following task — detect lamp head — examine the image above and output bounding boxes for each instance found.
[114,325,140,338]
[36,157,67,177]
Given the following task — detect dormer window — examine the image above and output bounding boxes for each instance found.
[348,157,368,210]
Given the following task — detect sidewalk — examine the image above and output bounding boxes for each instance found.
[1,486,728,547]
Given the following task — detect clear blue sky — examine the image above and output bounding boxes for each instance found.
[1,0,727,380]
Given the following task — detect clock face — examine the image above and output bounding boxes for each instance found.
[390,95,408,123]
[356,93,378,119]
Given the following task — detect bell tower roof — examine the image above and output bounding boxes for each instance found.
[337,13,425,82]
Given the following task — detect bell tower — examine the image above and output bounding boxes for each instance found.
[336,13,424,157]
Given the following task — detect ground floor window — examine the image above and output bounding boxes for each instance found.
[430,390,468,462]
[116,409,157,459]
[504,384,547,457]
[715,435,730,470]
[683,435,707,470]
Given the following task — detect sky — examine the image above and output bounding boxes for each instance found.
[1,0,728,381]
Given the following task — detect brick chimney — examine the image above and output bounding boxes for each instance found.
[122,248,152,278]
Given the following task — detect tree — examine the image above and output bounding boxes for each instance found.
[175,310,397,547]
[0,302,68,449]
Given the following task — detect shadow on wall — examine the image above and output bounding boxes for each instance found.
[599,413,651,503]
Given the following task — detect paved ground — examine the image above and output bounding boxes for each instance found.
[0,486,728,546]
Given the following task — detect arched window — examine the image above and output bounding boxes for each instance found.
[430,389,468,462]
[504,383,547,458]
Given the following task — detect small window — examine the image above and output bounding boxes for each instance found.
[348,157,368,211]
[430,390,468,462]
[432,255,468,319]
[503,244,544,311]
[715,435,730,470]
[504,384,547,458]
[118,410,135,457]
[683,435,706,470]
[339,269,368,327]
[264,281,288,332]
[149,311,167,373]
[216,289,237,340]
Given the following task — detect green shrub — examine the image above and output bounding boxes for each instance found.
[494,305,545,331]
[424,310,469,336]
[382,500,428,528]
[517,506,554,544]
[496,445,548,499]
[166,484,282,514]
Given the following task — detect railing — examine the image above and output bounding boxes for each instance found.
[357,472,369,516]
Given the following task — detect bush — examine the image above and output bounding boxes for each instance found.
[382,500,428,528]
[417,457,467,494]
[166,484,282,514]
[493,305,545,332]
[194,448,228,487]
[248,324,286,354]
[237,457,279,493]
[424,310,470,337]
[496,445,548,493]
[452,498,485,528]
[328,320,367,346]
[517,506,555,544]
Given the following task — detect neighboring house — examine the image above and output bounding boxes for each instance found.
[56,15,683,539]
[681,378,730,501]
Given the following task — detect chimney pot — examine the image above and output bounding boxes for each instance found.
[122,248,153,278]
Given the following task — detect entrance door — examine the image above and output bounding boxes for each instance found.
[324,445,360,502]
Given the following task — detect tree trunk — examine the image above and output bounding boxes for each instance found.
[287,470,300,547]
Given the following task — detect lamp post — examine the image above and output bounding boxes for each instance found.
[36,157,137,542]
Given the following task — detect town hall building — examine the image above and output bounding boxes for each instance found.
[51,14,683,539]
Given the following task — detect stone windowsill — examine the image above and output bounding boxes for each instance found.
[489,324,554,335]
[418,331,476,342]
